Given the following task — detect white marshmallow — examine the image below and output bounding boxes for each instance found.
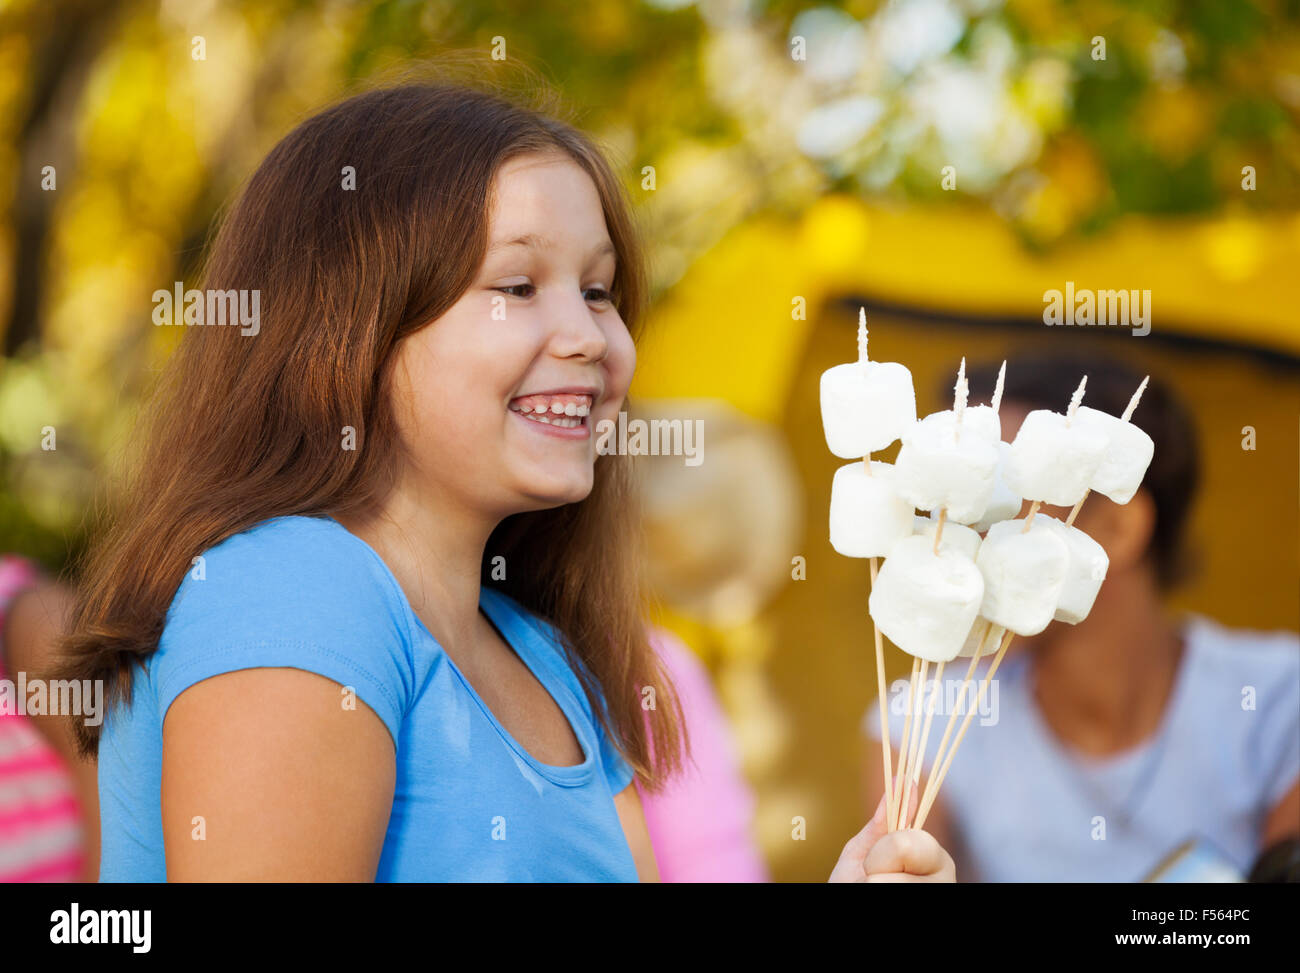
[973,441,1024,532]
[894,411,999,524]
[1004,410,1108,506]
[869,535,984,663]
[829,461,916,558]
[1037,515,1109,624]
[956,617,1003,658]
[1072,406,1155,504]
[962,404,1001,444]
[819,360,917,458]
[915,515,982,561]
[975,518,1070,636]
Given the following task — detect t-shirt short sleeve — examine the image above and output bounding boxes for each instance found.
[1240,631,1300,808]
[148,516,417,747]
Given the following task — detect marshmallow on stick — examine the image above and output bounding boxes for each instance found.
[1035,515,1109,624]
[1071,377,1154,505]
[1004,377,1107,508]
[975,517,1069,636]
[965,364,1022,531]
[830,462,915,558]
[821,310,914,831]
[961,359,1006,445]
[919,378,1157,828]
[894,359,999,525]
[974,441,1023,532]
[819,309,917,458]
[869,534,984,663]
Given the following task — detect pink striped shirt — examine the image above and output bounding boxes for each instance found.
[0,555,85,882]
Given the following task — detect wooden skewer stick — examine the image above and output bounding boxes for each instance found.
[915,628,1016,830]
[857,307,869,369]
[952,357,968,443]
[1066,376,1087,426]
[859,312,872,477]
[868,555,893,826]
[897,657,929,829]
[889,656,921,830]
[906,657,946,829]
[991,360,1006,414]
[1122,376,1149,423]
[1021,499,1041,532]
[930,358,967,552]
[917,620,991,816]
[1065,492,1088,526]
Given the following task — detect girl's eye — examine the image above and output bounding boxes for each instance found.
[495,283,535,298]
[495,283,612,304]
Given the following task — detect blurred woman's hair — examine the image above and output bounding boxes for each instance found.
[54,65,687,787]
[964,352,1199,589]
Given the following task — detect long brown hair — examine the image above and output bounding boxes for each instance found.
[56,65,687,788]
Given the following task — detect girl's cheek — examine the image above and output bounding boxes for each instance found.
[607,324,636,393]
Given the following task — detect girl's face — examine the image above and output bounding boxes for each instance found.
[388,151,635,521]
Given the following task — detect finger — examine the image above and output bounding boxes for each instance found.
[863,828,947,878]
[864,871,949,883]
[840,791,891,864]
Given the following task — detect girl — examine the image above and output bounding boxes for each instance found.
[60,75,954,882]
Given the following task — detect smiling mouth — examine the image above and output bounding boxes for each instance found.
[508,392,593,430]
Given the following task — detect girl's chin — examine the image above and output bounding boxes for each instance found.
[509,468,594,508]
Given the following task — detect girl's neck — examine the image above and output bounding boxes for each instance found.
[337,480,496,653]
[1030,570,1185,758]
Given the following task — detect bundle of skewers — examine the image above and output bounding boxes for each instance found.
[820,310,1154,832]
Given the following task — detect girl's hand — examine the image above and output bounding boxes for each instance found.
[828,786,956,883]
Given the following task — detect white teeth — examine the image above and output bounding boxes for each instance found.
[513,409,584,429]
[508,394,595,423]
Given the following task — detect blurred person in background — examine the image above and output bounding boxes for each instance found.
[865,352,1299,881]
[0,556,98,881]
[638,626,768,882]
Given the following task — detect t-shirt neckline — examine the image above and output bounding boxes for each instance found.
[1020,617,1200,773]
[318,515,595,787]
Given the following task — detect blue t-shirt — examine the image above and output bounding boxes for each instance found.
[97,515,639,882]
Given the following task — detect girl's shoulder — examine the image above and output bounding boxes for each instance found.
[1180,614,1299,805]
[1182,613,1299,690]
[171,514,410,615]
[150,515,421,743]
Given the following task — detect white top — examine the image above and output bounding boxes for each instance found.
[864,614,1300,881]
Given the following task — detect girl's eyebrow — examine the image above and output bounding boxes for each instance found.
[488,233,616,261]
